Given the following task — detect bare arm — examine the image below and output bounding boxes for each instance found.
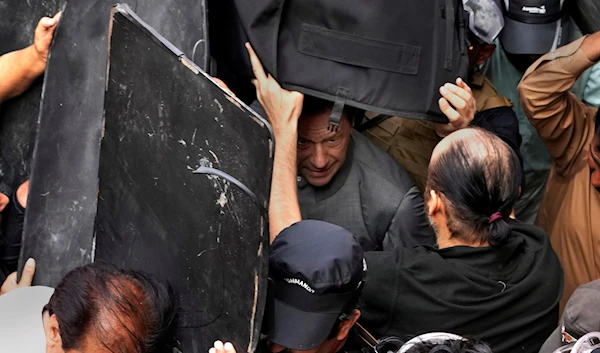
[268,131,302,242]
[246,43,303,242]
[0,13,60,103]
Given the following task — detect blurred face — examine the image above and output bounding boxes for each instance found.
[504,52,542,73]
[467,41,496,74]
[297,111,352,187]
[588,134,600,191]
[267,309,359,353]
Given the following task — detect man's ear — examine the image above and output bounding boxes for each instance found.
[427,190,443,217]
[44,313,63,352]
[476,44,496,66]
[336,309,361,341]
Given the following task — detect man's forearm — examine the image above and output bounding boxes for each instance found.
[0,45,46,103]
[269,132,302,243]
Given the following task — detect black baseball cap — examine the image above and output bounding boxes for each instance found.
[501,0,567,55]
[539,279,600,353]
[264,220,366,351]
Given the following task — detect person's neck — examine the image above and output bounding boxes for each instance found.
[436,226,489,249]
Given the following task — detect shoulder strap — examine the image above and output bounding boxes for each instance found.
[356,114,392,132]
[479,96,513,111]
[473,76,513,111]
[355,322,379,348]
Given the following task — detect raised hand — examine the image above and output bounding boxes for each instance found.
[0,258,36,295]
[246,42,304,139]
[435,78,476,137]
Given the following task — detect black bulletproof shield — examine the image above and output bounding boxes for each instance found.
[0,1,62,197]
[18,0,209,285]
[94,5,271,351]
[209,0,468,123]
[0,0,207,199]
[21,2,271,351]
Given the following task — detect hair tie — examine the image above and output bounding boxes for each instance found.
[489,212,503,224]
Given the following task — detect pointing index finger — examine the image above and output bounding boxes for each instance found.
[245,43,267,83]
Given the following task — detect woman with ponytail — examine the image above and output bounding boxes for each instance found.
[358,128,563,353]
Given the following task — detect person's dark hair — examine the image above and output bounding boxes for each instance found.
[403,338,492,353]
[45,263,177,353]
[301,95,365,125]
[426,128,520,247]
[595,108,600,133]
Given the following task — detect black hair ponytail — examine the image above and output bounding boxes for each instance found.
[488,215,511,248]
[426,128,520,247]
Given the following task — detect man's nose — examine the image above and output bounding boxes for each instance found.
[311,144,328,169]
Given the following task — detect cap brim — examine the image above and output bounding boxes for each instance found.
[500,17,560,55]
[538,326,563,353]
[265,297,341,350]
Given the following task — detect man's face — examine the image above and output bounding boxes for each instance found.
[588,133,600,192]
[297,111,352,187]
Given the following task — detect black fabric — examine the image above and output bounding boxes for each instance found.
[360,221,563,353]
[211,0,469,122]
[569,0,600,35]
[0,191,25,277]
[472,107,525,189]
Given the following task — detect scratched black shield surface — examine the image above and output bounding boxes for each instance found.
[0,0,207,199]
[93,6,271,352]
[19,0,210,285]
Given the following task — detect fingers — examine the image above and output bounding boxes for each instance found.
[213,340,224,353]
[18,258,36,288]
[224,342,236,353]
[40,17,56,28]
[209,341,236,353]
[0,193,9,212]
[245,43,267,83]
[36,17,58,34]
[0,272,17,295]
[38,12,61,29]
[438,97,460,121]
[440,83,471,108]
[455,77,472,94]
[212,78,236,97]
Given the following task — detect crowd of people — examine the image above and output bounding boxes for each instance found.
[2,0,600,352]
